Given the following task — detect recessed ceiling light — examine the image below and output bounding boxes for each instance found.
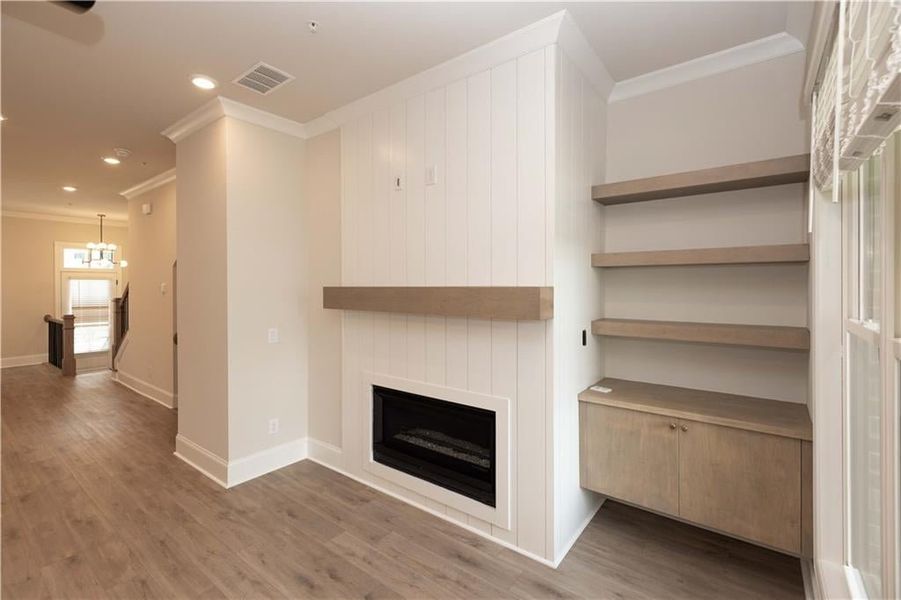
[191,75,217,90]
[62,186,77,192]
[103,157,121,165]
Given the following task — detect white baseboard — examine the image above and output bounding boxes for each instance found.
[305,454,557,568]
[114,371,176,409]
[1,354,45,368]
[228,438,308,488]
[175,434,308,489]
[307,438,343,466]
[553,497,605,567]
[174,434,228,487]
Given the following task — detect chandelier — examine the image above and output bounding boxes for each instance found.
[84,214,127,267]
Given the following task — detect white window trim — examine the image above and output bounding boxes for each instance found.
[53,240,124,320]
[840,133,898,599]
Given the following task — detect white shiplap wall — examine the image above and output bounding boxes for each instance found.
[551,49,606,558]
[338,47,556,559]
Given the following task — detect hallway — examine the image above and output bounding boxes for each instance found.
[2,365,804,599]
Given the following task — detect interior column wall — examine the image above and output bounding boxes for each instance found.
[175,118,230,461]
[225,118,308,462]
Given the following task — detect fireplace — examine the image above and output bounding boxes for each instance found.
[372,385,496,507]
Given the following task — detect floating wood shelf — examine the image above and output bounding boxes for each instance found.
[591,243,810,268]
[323,286,553,320]
[591,318,810,350]
[592,154,810,205]
[579,377,811,440]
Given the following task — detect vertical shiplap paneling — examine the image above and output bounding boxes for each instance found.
[356,116,374,286]
[490,61,518,286]
[337,53,555,561]
[406,95,426,285]
[465,69,494,537]
[516,320,547,556]
[445,317,468,390]
[372,109,391,284]
[389,103,407,285]
[406,95,427,381]
[491,319,518,543]
[516,49,547,286]
[340,122,356,283]
[445,79,468,285]
[467,71,491,286]
[424,88,447,286]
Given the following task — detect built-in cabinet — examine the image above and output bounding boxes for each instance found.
[582,155,814,555]
[580,378,812,555]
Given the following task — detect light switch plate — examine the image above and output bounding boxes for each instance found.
[267,328,279,344]
[425,165,438,186]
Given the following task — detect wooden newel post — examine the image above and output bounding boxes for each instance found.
[110,297,122,368]
[62,314,76,376]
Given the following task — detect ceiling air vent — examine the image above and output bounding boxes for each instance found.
[233,62,295,95]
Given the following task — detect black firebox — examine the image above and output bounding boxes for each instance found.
[372,385,496,507]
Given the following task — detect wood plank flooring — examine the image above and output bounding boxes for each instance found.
[2,365,805,599]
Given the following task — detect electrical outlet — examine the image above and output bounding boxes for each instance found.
[268,418,279,434]
[267,328,279,344]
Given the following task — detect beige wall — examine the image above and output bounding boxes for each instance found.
[116,181,177,396]
[604,52,810,403]
[225,118,307,461]
[302,129,342,448]
[176,118,230,460]
[1,216,126,361]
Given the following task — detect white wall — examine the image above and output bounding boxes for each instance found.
[551,48,606,558]
[333,47,556,559]
[303,129,343,449]
[117,180,177,405]
[603,51,810,403]
[176,119,230,461]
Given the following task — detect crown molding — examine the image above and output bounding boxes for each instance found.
[219,97,307,139]
[308,10,571,135]
[120,168,176,199]
[161,10,611,141]
[161,97,227,143]
[609,32,805,103]
[161,96,308,143]
[2,210,128,227]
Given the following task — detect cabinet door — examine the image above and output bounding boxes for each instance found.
[678,420,801,553]
[579,403,679,515]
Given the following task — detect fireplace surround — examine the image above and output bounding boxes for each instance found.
[363,373,510,528]
[372,385,496,506]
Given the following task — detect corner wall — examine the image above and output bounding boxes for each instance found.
[551,47,606,560]
[303,129,343,449]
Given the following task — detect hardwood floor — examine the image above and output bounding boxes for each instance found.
[2,365,805,599]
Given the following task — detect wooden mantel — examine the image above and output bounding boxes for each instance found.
[323,286,554,321]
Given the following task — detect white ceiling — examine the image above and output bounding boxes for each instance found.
[1,2,811,221]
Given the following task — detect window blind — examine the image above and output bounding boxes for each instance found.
[812,0,900,191]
